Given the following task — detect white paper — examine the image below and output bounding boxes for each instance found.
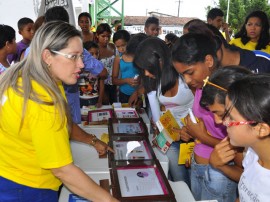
[113,141,151,160]
[113,123,143,134]
[117,167,164,197]
[147,91,161,123]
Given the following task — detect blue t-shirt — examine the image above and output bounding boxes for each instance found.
[119,57,139,95]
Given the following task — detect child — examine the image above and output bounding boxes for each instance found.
[0,25,17,74]
[200,66,253,182]
[112,30,142,103]
[80,41,104,108]
[144,16,160,37]
[172,33,238,202]
[78,12,94,42]
[8,17,33,63]
[224,74,270,201]
[96,23,116,104]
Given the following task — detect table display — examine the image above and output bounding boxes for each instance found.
[110,160,176,201]
[108,117,148,136]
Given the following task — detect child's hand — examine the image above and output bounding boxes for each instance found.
[126,78,139,87]
[209,137,237,169]
[172,127,192,142]
[184,116,207,140]
[95,102,102,108]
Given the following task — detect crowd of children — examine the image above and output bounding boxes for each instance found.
[1,5,270,202]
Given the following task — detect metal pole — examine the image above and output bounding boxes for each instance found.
[177,0,180,17]
[226,0,230,23]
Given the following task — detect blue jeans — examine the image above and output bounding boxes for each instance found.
[190,154,237,202]
[0,177,58,202]
[166,141,190,186]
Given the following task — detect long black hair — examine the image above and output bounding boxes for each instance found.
[234,10,270,50]
[133,37,178,94]
[227,74,270,125]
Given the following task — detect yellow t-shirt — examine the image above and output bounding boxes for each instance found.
[230,38,270,54]
[0,80,73,191]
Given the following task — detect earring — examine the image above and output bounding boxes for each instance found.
[47,64,51,69]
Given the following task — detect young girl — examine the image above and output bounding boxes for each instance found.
[224,74,270,201]
[78,12,94,43]
[112,32,144,103]
[96,23,116,104]
[79,41,104,108]
[0,25,17,74]
[133,37,194,185]
[200,66,253,182]
[230,10,270,53]
[172,33,238,202]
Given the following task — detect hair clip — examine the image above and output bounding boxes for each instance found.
[203,76,227,92]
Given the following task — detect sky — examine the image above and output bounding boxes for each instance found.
[120,0,218,20]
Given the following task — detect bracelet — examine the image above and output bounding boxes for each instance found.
[90,134,97,146]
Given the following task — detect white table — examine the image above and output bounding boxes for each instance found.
[59,172,111,202]
[169,181,195,202]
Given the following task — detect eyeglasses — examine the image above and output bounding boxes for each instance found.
[50,50,84,61]
[222,119,257,127]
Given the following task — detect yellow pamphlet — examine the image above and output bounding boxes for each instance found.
[156,110,180,141]
[178,142,195,165]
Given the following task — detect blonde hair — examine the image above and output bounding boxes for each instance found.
[0,21,82,133]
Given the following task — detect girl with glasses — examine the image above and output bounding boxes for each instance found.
[224,74,270,201]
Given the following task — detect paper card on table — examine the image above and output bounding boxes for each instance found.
[112,122,143,134]
[114,107,139,118]
[156,110,180,141]
[113,140,151,160]
[117,166,166,197]
[178,142,195,165]
[152,129,173,154]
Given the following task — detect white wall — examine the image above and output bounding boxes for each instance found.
[0,0,37,41]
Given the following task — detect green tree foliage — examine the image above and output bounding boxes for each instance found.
[217,0,270,33]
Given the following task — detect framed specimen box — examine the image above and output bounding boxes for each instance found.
[108,118,148,136]
[87,109,114,125]
[108,136,156,165]
[110,160,176,201]
[114,107,139,118]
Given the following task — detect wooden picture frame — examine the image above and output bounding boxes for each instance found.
[114,107,139,118]
[108,118,148,137]
[108,136,156,166]
[87,109,114,125]
[110,160,176,201]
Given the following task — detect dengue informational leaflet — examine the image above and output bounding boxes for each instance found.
[117,166,166,197]
[113,122,143,134]
[114,108,139,118]
[113,140,151,160]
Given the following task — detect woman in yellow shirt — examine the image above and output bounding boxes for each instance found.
[230,10,270,54]
[0,21,118,202]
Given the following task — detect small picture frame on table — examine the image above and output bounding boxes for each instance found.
[108,118,148,137]
[114,107,139,118]
[87,108,114,125]
[108,136,156,166]
[110,160,176,201]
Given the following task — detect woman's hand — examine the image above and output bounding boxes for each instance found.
[94,139,114,155]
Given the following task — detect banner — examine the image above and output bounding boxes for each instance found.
[38,0,76,26]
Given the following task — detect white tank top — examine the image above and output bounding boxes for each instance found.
[157,77,194,127]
